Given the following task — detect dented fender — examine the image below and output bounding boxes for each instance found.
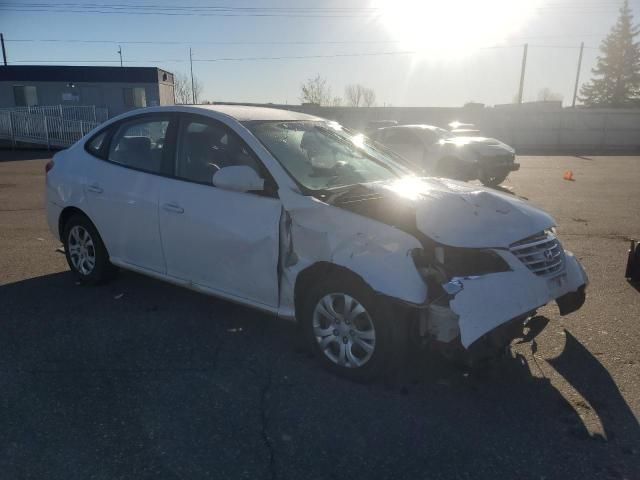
[276,187,427,320]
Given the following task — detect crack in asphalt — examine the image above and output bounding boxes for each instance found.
[259,365,277,480]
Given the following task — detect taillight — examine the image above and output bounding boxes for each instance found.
[45,160,54,173]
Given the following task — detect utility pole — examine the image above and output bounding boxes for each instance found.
[517,43,528,104]
[117,45,123,67]
[572,42,584,108]
[189,47,196,104]
[1,33,7,66]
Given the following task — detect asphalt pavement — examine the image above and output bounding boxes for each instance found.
[1,150,639,479]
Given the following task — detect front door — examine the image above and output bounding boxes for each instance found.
[158,115,281,308]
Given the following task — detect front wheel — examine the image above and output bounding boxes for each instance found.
[300,276,402,382]
[480,170,509,187]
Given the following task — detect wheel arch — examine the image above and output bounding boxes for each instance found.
[58,208,110,259]
[293,262,374,321]
[58,206,91,242]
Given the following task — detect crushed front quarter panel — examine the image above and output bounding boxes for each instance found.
[276,187,428,320]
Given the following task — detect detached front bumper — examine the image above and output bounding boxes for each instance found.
[445,248,588,348]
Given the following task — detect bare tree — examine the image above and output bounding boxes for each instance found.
[362,88,376,107]
[300,74,332,105]
[345,84,376,107]
[173,72,205,104]
[537,87,563,102]
[330,96,343,107]
[345,84,364,107]
[174,73,191,104]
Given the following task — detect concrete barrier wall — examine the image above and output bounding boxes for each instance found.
[273,105,640,152]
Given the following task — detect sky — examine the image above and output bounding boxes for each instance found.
[1,0,638,107]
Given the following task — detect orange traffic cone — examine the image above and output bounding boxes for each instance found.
[563,170,574,181]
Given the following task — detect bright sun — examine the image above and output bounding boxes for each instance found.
[373,0,543,59]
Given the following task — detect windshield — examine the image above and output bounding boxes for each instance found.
[245,120,406,191]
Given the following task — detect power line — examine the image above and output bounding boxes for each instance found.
[7,44,598,65]
[2,33,609,46]
[0,2,622,17]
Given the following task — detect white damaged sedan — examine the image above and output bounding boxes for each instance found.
[45,105,588,381]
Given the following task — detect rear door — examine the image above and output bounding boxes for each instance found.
[83,114,175,273]
[158,114,281,308]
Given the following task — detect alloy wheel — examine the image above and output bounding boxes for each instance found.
[67,225,96,275]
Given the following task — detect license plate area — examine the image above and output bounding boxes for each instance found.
[547,272,568,291]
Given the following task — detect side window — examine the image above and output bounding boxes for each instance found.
[108,118,169,174]
[176,118,262,185]
[85,130,109,158]
[384,129,417,145]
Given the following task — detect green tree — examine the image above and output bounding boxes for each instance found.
[580,0,640,107]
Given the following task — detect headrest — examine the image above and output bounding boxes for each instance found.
[121,136,151,152]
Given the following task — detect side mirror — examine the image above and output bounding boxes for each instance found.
[212,165,265,193]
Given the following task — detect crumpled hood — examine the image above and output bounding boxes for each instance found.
[366,177,555,248]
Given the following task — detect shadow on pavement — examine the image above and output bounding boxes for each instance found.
[0,148,55,162]
[0,271,638,479]
[548,331,640,445]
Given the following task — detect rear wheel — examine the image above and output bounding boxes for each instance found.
[480,170,509,187]
[62,214,117,285]
[300,276,402,382]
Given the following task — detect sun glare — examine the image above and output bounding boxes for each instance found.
[373,0,544,59]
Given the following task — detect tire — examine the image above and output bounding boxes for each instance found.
[300,275,403,382]
[62,214,117,285]
[480,170,509,187]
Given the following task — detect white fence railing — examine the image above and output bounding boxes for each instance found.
[0,110,100,148]
[0,105,109,123]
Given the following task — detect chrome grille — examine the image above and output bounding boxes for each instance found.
[510,232,565,276]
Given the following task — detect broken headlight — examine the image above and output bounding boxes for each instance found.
[442,247,511,277]
[412,246,511,279]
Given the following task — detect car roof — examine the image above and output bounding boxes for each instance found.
[381,124,440,131]
[190,104,323,122]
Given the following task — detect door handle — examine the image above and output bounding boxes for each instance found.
[87,183,103,194]
[162,203,184,214]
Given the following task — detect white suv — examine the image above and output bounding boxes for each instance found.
[46,105,587,381]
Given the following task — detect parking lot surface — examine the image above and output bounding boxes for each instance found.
[1,150,639,479]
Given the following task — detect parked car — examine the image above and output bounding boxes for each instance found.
[364,119,398,135]
[46,105,587,381]
[370,124,520,186]
[448,121,482,137]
